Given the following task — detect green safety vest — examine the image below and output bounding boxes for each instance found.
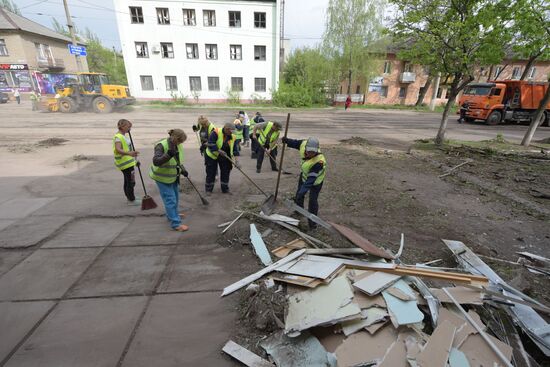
[234,120,243,140]
[149,138,184,184]
[258,121,280,149]
[113,132,137,171]
[301,153,326,186]
[206,128,235,160]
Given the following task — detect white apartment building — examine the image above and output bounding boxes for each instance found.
[114,0,281,102]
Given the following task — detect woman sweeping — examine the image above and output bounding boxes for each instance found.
[113,119,140,205]
[149,129,189,232]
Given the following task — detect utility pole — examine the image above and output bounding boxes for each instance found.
[62,0,83,72]
[429,72,441,111]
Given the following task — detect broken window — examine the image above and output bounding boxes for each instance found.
[255,78,266,92]
[160,43,174,58]
[165,76,177,91]
[254,45,266,61]
[129,7,143,24]
[203,10,216,26]
[230,45,242,60]
[135,42,148,58]
[231,77,243,92]
[140,75,153,90]
[156,8,170,24]
[229,11,241,27]
[189,76,201,91]
[183,9,196,26]
[205,44,218,60]
[186,43,199,59]
[208,76,220,91]
[254,12,266,28]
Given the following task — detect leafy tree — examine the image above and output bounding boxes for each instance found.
[0,0,20,14]
[323,0,386,95]
[390,0,513,145]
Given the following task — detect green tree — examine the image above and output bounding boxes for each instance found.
[323,0,386,95]
[0,0,20,14]
[390,0,513,145]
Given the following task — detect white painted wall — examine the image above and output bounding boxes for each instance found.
[114,0,280,101]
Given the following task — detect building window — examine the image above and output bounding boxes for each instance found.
[512,66,521,80]
[380,86,388,97]
[368,84,387,97]
[156,8,170,24]
[355,85,361,94]
[183,9,196,26]
[165,76,178,91]
[208,77,220,91]
[230,45,242,60]
[383,61,391,74]
[528,67,536,79]
[229,11,241,27]
[254,12,266,28]
[436,87,446,99]
[135,42,148,58]
[140,75,154,90]
[403,63,412,72]
[160,43,174,58]
[129,7,143,24]
[255,78,266,92]
[231,77,243,92]
[186,43,199,59]
[254,45,266,61]
[399,86,407,98]
[205,44,218,60]
[0,39,8,56]
[34,43,53,61]
[494,66,502,79]
[189,76,201,91]
[203,10,216,26]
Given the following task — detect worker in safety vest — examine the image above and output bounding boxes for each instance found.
[252,121,282,173]
[249,112,264,159]
[150,129,189,232]
[233,114,244,156]
[192,115,216,161]
[205,122,237,195]
[113,119,140,206]
[281,136,327,229]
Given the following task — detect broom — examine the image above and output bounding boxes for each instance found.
[128,131,158,210]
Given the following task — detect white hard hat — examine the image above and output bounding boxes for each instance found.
[305,137,320,153]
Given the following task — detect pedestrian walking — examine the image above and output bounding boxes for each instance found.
[233,114,244,156]
[281,136,327,230]
[13,88,20,104]
[113,119,140,206]
[149,129,189,232]
[205,123,237,195]
[345,95,352,110]
[250,112,264,159]
[252,121,282,173]
[239,110,250,147]
[30,90,39,111]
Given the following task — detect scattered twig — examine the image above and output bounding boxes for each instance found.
[438,158,473,178]
[222,212,245,234]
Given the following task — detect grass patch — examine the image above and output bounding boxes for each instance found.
[413,135,550,153]
[351,103,457,114]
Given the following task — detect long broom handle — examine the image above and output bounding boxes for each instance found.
[127,131,149,197]
[274,113,290,201]
[221,152,269,197]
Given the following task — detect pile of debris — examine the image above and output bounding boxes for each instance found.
[219,212,550,367]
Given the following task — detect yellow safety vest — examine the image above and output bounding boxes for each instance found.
[206,128,235,160]
[301,153,326,186]
[258,121,280,149]
[149,138,184,184]
[234,119,243,140]
[113,132,137,171]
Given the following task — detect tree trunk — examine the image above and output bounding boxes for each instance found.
[520,53,541,81]
[415,76,433,106]
[521,84,550,147]
[434,89,458,145]
[347,68,352,95]
[495,64,508,79]
[487,65,494,82]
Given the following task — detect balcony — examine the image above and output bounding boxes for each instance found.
[400,72,416,83]
[37,58,65,71]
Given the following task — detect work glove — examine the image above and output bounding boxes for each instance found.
[136,161,141,167]
[282,137,288,144]
[182,169,189,177]
[192,125,199,132]
[234,160,241,169]
[218,150,228,158]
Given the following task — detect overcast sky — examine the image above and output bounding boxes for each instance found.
[16,0,329,52]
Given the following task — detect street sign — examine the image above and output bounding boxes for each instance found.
[68,44,87,56]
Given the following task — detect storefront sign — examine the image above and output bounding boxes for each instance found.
[0,64,29,70]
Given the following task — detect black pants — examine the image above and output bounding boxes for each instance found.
[256,146,278,171]
[122,166,136,201]
[295,179,323,228]
[251,135,258,158]
[205,155,231,193]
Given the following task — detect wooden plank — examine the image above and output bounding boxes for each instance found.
[279,256,343,280]
[305,248,366,255]
[416,320,456,367]
[222,340,274,367]
[329,221,394,259]
[221,250,306,297]
[250,224,272,266]
[222,212,245,234]
[430,286,483,305]
[271,239,307,258]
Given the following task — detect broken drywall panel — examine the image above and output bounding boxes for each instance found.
[334,327,398,367]
[378,339,408,367]
[311,327,346,354]
[459,333,513,367]
[222,340,274,367]
[382,280,424,326]
[416,320,456,367]
[365,320,388,335]
[271,239,307,258]
[341,308,389,336]
[305,248,367,255]
[222,250,306,296]
[329,222,394,259]
[386,286,415,301]
[430,287,483,305]
[353,272,401,296]
[448,348,470,367]
[262,213,300,226]
[260,330,337,367]
[353,291,387,309]
[250,224,272,266]
[271,273,323,288]
[285,276,362,335]
[278,256,343,280]
[443,239,550,356]
[408,276,440,327]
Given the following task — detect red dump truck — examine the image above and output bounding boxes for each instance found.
[457,80,550,126]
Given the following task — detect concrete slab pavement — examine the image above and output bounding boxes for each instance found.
[4,297,148,367]
[0,198,56,219]
[0,215,73,249]
[0,250,31,276]
[111,216,184,246]
[0,219,15,232]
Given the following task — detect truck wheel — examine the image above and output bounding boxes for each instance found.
[93,96,113,113]
[58,97,77,113]
[486,111,502,126]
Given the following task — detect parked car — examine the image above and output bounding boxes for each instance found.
[0,92,8,103]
